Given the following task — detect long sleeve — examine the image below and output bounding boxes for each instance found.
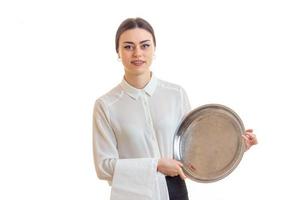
[93,99,119,181]
[110,158,169,200]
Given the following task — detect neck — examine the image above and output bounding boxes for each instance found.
[124,71,152,89]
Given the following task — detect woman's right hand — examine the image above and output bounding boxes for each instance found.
[157,158,186,180]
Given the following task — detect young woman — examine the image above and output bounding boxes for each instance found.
[93,17,257,200]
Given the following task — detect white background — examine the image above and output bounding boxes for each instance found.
[1,0,299,199]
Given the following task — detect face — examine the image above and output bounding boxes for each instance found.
[118,28,155,77]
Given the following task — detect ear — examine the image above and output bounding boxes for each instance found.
[117,53,121,61]
[117,49,122,58]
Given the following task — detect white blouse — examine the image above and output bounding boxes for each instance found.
[93,75,191,199]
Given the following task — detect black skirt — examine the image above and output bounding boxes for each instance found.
[165,176,189,200]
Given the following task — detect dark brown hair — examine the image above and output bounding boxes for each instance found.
[115,17,156,53]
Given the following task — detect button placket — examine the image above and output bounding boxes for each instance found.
[142,92,161,157]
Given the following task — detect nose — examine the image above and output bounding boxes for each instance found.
[133,46,142,58]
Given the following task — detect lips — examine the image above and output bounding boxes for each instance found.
[131,60,145,66]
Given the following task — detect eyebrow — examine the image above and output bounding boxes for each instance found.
[123,40,150,45]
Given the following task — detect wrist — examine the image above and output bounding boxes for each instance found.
[157,158,161,171]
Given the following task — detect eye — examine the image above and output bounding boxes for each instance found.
[124,45,134,50]
[141,44,150,49]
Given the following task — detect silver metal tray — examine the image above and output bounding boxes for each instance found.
[173,104,245,182]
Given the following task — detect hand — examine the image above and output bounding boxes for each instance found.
[242,129,258,151]
[157,158,186,180]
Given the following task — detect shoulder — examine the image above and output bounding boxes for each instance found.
[156,78,186,94]
[95,84,124,108]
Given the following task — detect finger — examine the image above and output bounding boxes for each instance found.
[246,129,253,133]
[246,133,256,141]
[242,135,250,150]
[178,167,186,180]
[188,163,196,171]
[243,133,258,150]
[245,134,251,139]
[170,172,177,177]
[246,132,256,137]
[174,160,183,167]
[242,134,249,141]
[244,132,256,139]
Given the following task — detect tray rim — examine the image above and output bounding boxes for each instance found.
[173,103,246,183]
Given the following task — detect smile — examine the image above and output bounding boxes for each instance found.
[131,60,145,66]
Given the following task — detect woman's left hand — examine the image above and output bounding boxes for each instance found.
[242,129,258,151]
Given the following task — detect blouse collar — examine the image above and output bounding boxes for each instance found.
[120,74,158,100]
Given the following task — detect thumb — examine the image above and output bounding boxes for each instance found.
[178,167,187,180]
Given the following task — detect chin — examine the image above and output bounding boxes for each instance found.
[126,68,150,76]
